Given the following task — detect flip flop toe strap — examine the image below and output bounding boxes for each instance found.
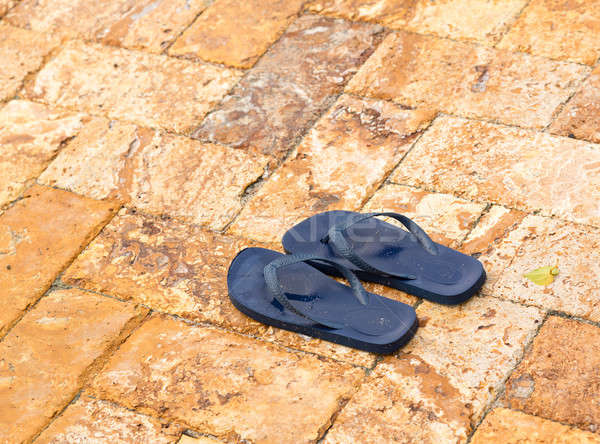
[321,212,439,279]
[263,253,368,329]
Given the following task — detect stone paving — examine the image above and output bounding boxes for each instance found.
[1,1,599,443]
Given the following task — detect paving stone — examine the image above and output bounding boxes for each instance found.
[193,15,385,160]
[0,185,116,335]
[323,353,471,443]
[363,184,485,248]
[0,289,145,443]
[497,0,600,65]
[404,297,544,422]
[170,0,304,68]
[0,23,58,101]
[0,100,87,208]
[471,408,600,444]
[346,32,589,129]
[503,316,600,433]
[63,209,381,367]
[229,95,435,242]
[391,116,600,227]
[89,314,365,444]
[6,0,211,53]
[307,0,527,44]
[493,215,600,322]
[460,205,527,294]
[39,118,268,230]
[26,41,242,134]
[36,396,183,443]
[551,66,600,143]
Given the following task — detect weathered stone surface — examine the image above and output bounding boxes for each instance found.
[89,314,365,443]
[179,436,224,444]
[36,396,183,443]
[363,184,485,248]
[0,23,58,101]
[26,41,242,134]
[503,316,600,433]
[39,118,268,230]
[405,297,543,421]
[6,0,211,53]
[391,116,600,227]
[0,185,116,335]
[460,205,526,294]
[193,15,385,160]
[493,215,600,322]
[307,0,527,43]
[324,353,471,443]
[0,289,145,443]
[0,0,18,16]
[170,0,304,68]
[347,32,589,129]
[230,95,435,242]
[551,66,600,143]
[0,100,87,208]
[498,0,600,65]
[63,209,380,366]
[472,408,600,444]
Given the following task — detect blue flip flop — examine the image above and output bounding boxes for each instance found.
[282,211,486,305]
[227,248,418,354]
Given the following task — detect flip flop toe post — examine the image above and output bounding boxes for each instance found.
[227,248,418,354]
[282,211,486,305]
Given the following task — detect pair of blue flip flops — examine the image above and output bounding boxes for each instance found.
[227,211,486,354]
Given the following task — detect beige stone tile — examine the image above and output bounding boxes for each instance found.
[0,23,58,101]
[63,209,380,367]
[550,66,600,144]
[405,297,544,422]
[391,116,600,227]
[0,100,87,208]
[503,316,600,433]
[89,314,365,443]
[26,40,242,134]
[493,215,600,322]
[39,118,268,230]
[35,396,183,443]
[0,289,145,443]
[193,14,385,160]
[170,0,304,68]
[363,184,486,248]
[347,32,589,129]
[308,0,527,44]
[6,0,211,53]
[324,353,471,443]
[471,408,600,444]
[460,205,527,294]
[0,185,117,335]
[229,94,435,242]
[498,0,600,65]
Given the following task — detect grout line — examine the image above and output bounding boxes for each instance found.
[27,390,83,444]
[542,67,593,133]
[159,0,216,56]
[491,0,532,48]
[0,199,121,342]
[0,272,69,343]
[465,310,549,443]
[457,203,492,248]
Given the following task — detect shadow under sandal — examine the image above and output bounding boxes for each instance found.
[227,248,418,354]
[282,211,486,305]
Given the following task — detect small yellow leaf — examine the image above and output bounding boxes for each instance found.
[524,266,559,286]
